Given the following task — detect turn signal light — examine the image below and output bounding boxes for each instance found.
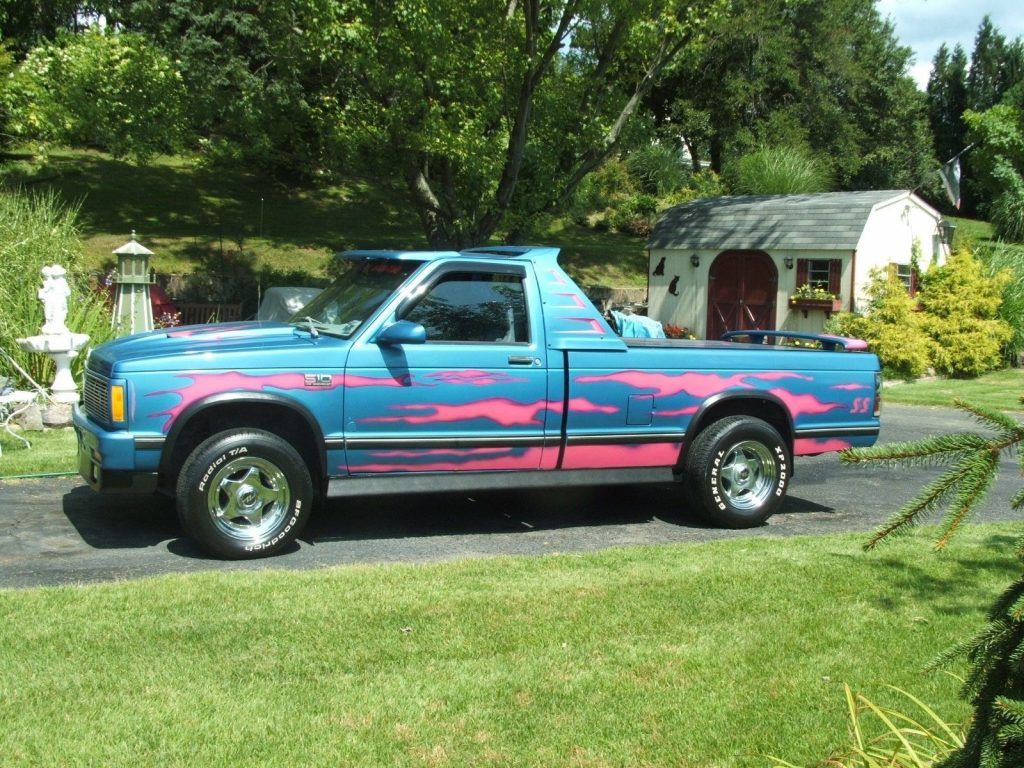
[110,384,126,423]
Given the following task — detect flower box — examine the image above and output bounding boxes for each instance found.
[788,297,842,317]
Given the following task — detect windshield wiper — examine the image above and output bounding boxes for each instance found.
[292,317,328,338]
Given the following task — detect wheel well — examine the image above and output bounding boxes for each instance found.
[160,403,323,494]
[684,397,792,456]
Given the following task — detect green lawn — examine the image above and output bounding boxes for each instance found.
[0,426,76,477]
[1,149,648,286]
[947,215,994,248]
[1,525,1017,767]
[883,367,1024,411]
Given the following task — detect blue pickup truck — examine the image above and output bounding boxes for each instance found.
[74,246,881,558]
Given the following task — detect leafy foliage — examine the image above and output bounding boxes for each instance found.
[842,400,1024,768]
[331,0,727,247]
[5,28,186,161]
[0,190,114,387]
[963,104,1024,240]
[109,0,355,175]
[648,0,933,191]
[976,241,1024,362]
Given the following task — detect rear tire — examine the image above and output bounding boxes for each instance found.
[176,429,313,559]
[684,416,789,528]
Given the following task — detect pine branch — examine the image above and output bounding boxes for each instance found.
[954,398,1024,437]
[1012,487,1024,512]
[841,433,989,468]
[864,466,965,549]
[935,454,1000,549]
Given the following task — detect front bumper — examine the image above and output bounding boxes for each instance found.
[73,404,159,493]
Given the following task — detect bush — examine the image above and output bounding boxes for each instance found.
[826,270,932,380]
[610,193,659,237]
[6,28,185,161]
[569,157,637,221]
[989,169,1024,243]
[917,250,1012,377]
[0,190,115,387]
[625,143,689,196]
[730,145,832,195]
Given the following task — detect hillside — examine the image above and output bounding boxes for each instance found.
[1,149,649,288]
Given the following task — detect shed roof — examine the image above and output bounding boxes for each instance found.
[648,190,924,251]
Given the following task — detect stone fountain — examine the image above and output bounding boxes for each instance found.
[16,265,90,424]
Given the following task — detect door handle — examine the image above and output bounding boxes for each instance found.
[507,355,536,366]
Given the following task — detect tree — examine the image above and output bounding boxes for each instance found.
[335,0,725,248]
[927,43,968,164]
[102,0,356,175]
[968,15,1010,113]
[963,103,1024,241]
[645,0,933,191]
[842,402,1024,767]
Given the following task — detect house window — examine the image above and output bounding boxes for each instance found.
[795,258,842,296]
[891,262,918,296]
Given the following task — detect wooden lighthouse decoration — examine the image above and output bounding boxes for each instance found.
[112,232,154,336]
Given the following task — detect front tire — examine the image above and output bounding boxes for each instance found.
[176,429,313,559]
[684,416,790,528]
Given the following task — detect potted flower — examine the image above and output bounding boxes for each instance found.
[788,284,842,316]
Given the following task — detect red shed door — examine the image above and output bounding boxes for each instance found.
[706,250,777,340]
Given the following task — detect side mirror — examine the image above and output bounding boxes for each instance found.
[376,320,426,346]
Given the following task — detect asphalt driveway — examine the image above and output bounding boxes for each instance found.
[1,404,1020,588]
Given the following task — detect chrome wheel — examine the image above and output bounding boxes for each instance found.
[718,439,777,510]
[206,456,291,542]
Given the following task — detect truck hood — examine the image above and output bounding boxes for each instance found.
[88,322,346,375]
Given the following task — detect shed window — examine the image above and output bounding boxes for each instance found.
[891,263,918,296]
[795,259,842,296]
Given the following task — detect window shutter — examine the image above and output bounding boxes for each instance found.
[828,259,842,296]
[795,259,809,287]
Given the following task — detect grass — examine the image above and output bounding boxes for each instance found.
[0,425,76,477]
[947,215,993,248]
[1,148,648,286]
[1,524,1018,766]
[883,367,1024,411]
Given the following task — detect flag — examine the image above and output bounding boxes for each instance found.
[938,156,961,209]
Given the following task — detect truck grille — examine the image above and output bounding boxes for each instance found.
[83,371,110,424]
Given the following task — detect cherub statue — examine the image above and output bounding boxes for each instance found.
[39,264,71,335]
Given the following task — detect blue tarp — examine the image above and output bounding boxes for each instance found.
[611,310,665,339]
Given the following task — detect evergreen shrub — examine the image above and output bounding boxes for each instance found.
[917,250,1012,377]
[827,270,932,380]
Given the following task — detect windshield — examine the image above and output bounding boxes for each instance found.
[290,258,422,337]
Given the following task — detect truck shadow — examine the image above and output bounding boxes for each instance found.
[61,483,835,557]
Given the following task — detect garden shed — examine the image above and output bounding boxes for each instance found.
[646,190,951,340]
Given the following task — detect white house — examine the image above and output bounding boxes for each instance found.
[646,190,951,339]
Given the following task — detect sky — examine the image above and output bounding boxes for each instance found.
[876,0,1024,90]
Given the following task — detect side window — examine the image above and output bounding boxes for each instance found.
[795,258,842,295]
[402,271,529,343]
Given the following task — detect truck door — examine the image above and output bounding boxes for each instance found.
[342,261,550,473]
